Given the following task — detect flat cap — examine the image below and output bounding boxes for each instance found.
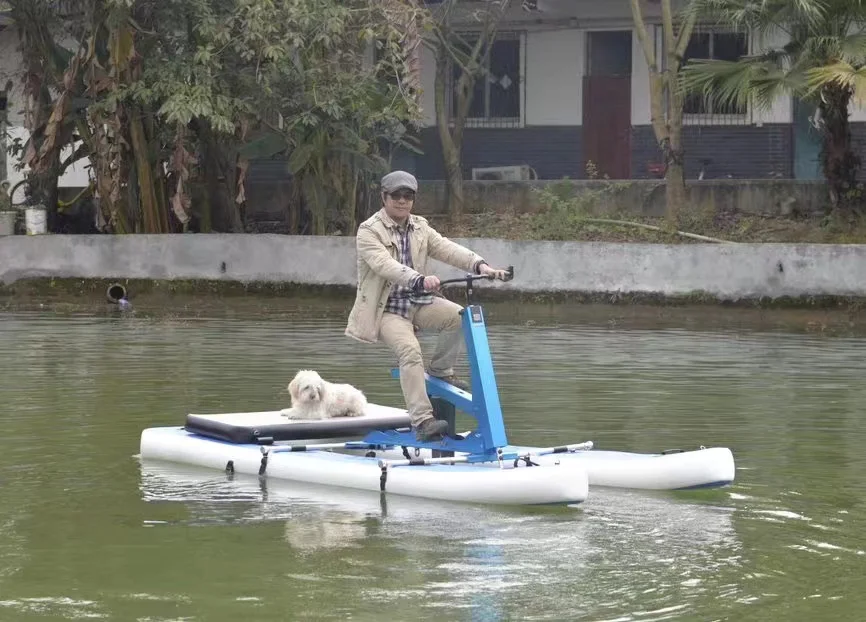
[381,170,418,193]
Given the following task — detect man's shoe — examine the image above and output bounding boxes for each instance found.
[415,418,449,442]
[431,374,471,392]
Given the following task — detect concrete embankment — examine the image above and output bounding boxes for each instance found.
[2,234,866,305]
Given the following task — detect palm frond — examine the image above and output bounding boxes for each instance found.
[825,0,866,23]
[689,0,827,29]
[680,53,804,112]
[684,0,762,30]
[779,0,830,29]
[805,62,866,105]
[839,33,866,66]
[687,0,828,44]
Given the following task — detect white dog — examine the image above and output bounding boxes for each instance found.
[281,369,368,420]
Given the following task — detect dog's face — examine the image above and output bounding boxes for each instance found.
[288,370,326,405]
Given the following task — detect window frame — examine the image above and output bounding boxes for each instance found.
[448,30,526,129]
[679,27,752,126]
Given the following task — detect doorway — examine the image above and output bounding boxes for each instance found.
[793,99,823,180]
[582,30,632,179]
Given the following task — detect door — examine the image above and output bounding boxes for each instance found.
[793,99,823,180]
[582,31,632,179]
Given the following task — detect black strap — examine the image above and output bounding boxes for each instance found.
[225,460,234,474]
[379,465,388,492]
[401,446,411,460]
[258,452,269,476]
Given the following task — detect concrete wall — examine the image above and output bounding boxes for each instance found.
[3,234,866,301]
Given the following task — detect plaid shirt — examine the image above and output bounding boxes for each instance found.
[384,221,433,318]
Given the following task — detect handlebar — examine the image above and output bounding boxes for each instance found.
[422,266,513,306]
[438,265,514,288]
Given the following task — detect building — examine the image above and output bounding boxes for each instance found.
[405,0,866,182]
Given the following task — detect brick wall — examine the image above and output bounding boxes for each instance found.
[412,127,583,180]
[246,122,866,188]
[408,124,794,181]
[630,124,793,180]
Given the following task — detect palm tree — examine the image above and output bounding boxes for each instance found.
[680,0,866,213]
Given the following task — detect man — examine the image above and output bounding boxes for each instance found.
[345,170,509,442]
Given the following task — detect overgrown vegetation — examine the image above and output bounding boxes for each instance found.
[438,170,866,244]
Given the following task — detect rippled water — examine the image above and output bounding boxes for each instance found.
[1,303,865,621]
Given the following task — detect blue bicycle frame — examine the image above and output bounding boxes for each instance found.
[361,267,516,464]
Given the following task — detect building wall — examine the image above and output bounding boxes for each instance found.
[524,29,584,126]
[411,21,809,181]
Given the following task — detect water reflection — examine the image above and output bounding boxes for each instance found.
[139,459,739,620]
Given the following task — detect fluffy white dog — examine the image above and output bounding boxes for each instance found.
[281,369,368,420]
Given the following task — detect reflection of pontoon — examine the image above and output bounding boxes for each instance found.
[138,460,738,560]
[139,270,735,507]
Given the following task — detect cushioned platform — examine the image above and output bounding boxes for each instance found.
[184,404,412,444]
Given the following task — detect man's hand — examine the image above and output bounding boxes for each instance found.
[422,275,441,291]
[479,264,510,281]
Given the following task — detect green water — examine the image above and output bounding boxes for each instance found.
[1,301,865,621]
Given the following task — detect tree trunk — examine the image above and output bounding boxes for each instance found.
[663,80,688,224]
[631,0,695,225]
[198,121,244,233]
[819,85,861,213]
[434,43,464,221]
[128,109,166,233]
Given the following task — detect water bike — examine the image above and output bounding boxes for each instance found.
[139,268,735,506]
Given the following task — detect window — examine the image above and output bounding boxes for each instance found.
[451,33,522,127]
[682,31,748,116]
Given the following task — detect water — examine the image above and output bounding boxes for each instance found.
[1,301,865,621]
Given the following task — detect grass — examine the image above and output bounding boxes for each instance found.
[430,179,866,244]
[435,208,866,245]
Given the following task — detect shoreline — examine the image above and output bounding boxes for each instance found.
[2,276,866,310]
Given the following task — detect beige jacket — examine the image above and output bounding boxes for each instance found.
[345,208,484,344]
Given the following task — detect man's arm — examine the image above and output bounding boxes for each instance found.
[357,226,424,287]
[426,226,485,273]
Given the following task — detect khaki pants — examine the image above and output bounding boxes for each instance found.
[379,297,464,427]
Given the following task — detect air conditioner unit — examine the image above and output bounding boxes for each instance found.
[471,165,532,181]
